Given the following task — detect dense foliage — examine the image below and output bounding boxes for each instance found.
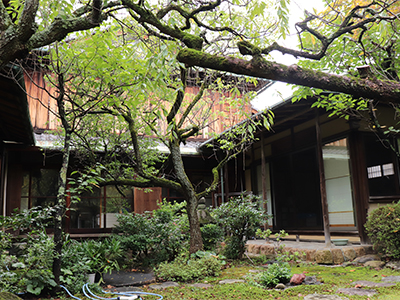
[113,200,189,265]
[212,194,269,259]
[155,251,225,282]
[365,201,400,259]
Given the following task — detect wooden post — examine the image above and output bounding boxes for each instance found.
[348,130,370,243]
[315,114,331,246]
[261,134,268,229]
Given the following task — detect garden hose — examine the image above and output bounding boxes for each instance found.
[59,283,163,300]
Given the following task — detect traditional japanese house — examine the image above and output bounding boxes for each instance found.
[200,94,400,243]
[0,63,269,235]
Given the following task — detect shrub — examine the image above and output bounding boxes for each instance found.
[113,200,189,265]
[200,223,223,251]
[211,194,269,259]
[252,262,292,288]
[365,202,400,259]
[155,252,224,282]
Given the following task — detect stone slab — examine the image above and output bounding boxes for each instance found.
[149,281,180,290]
[336,288,376,297]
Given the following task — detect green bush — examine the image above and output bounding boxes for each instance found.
[200,223,223,251]
[211,194,269,259]
[253,262,292,288]
[155,252,224,282]
[365,202,400,259]
[113,200,189,265]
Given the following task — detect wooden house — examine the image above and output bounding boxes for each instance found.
[200,95,400,243]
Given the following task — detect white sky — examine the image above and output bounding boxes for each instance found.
[251,0,325,111]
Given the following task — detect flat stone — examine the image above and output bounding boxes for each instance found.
[303,276,322,285]
[364,260,385,268]
[149,281,179,290]
[381,275,400,282]
[352,280,396,288]
[304,294,348,300]
[353,254,381,264]
[386,261,400,270]
[219,279,245,284]
[336,288,376,297]
[103,270,155,287]
[104,286,144,293]
[315,249,333,264]
[342,248,356,261]
[188,283,213,288]
[248,269,261,273]
[331,248,345,264]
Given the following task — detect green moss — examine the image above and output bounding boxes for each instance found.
[181,34,203,50]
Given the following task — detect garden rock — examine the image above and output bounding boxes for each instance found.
[303,275,322,285]
[275,283,286,289]
[304,294,348,300]
[0,292,22,300]
[341,248,356,261]
[331,248,345,264]
[353,254,381,264]
[385,261,400,270]
[381,275,400,282]
[352,280,396,288]
[149,281,179,290]
[336,288,376,297]
[290,273,306,285]
[364,260,385,268]
[315,249,333,264]
[218,279,245,284]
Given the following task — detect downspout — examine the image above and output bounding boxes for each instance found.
[220,168,224,204]
[1,148,8,217]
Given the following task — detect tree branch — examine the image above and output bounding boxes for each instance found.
[177,48,400,103]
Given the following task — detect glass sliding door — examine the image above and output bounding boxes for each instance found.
[323,138,356,230]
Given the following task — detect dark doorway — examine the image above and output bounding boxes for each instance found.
[272,148,323,230]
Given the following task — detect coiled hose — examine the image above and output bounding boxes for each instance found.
[60,283,163,300]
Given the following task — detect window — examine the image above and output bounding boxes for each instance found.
[21,168,133,230]
[21,169,59,211]
[364,135,400,197]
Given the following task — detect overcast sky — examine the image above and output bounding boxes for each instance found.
[251,0,325,110]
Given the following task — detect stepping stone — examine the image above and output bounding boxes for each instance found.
[218,279,245,284]
[364,261,385,268]
[381,275,400,282]
[188,283,213,288]
[149,281,179,290]
[304,294,348,300]
[386,261,400,270]
[336,288,376,297]
[353,254,381,264]
[352,280,396,288]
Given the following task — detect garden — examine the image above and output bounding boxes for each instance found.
[1,196,400,299]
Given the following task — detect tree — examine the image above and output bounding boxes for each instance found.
[0,0,124,69]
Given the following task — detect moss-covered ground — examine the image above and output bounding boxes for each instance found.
[39,262,400,299]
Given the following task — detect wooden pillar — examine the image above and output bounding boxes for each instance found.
[315,114,331,246]
[261,134,268,229]
[348,130,369,244]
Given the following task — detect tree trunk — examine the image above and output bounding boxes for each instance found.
[52,131,71,285]
[169,139,203,253]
